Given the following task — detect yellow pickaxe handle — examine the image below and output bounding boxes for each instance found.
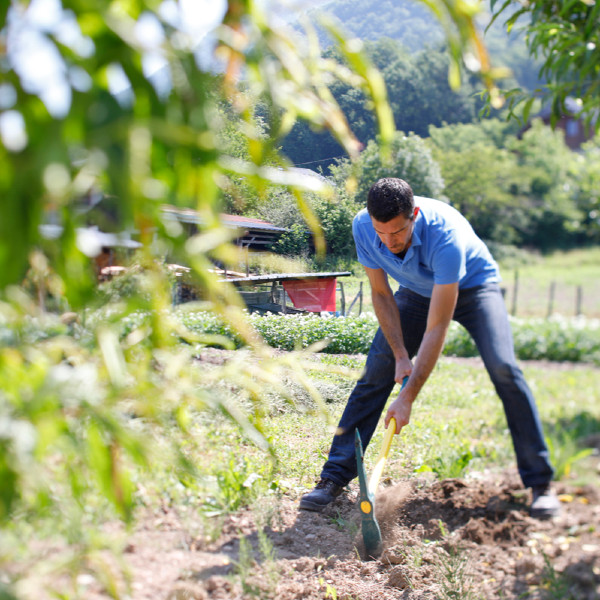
[367,416,396,497]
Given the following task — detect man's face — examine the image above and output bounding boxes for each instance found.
[371,213,415,255]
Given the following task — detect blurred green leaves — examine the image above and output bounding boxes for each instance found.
[490,0,600,130]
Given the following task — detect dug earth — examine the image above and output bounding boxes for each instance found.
[99,471,600,600]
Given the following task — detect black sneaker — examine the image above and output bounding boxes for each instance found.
[530,483,561,519]
[299,478,344,512]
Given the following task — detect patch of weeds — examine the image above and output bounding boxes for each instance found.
[198,513,227,545]
[328,510,359,538]
[437,543,480,600]
[319,577,340,599]
[317,354,366,369]
[545,411,598,481]
[391,540,432,572]
[257,529,280,591]
[415,443,476,480]
[231,531,280,598]
[199,442,276,516]
[264,412,336,484]
[232,536,260,596]
[537,552,577,600]
[546,435,594,481]
[252,496,284,532]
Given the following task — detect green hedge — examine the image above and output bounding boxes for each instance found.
[177,311,600,365]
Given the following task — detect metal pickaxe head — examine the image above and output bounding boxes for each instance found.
[355,428,383,558]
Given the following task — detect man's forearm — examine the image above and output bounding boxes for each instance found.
[384,281,458,432]
[404,322,448,399]
[385,322,449,432]
[371,290,408,361]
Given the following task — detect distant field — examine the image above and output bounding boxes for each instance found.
[498,248,600,318]
[338,247,600,318]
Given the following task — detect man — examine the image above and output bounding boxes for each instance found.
[300,177,559,519]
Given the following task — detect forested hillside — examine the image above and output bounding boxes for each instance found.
[309,0,445,53]
[280,38,482,169]
[283,0,540,171]
[309,0,541,88]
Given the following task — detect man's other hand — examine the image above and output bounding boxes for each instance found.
[394,356,412,385]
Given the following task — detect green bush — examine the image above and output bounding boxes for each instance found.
[176,310,600,365]
[510,316,600,363]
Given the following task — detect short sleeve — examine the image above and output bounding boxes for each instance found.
[352,217,381,269]
[431,230,466,284]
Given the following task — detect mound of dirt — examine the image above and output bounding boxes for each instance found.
[107,471,600,600]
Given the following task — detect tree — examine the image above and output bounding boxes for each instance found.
[489,0,600,130]
[428,118,582,250]
[569,139,600,244]
[330,131,445,203]
[508,119,581,249]
[428,122,524,244]
[254,188,358,261]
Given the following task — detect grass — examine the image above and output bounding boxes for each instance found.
[437,543,480,600]
[258,356,600,489]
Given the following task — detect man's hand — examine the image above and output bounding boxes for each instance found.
[394,356,412,385]
[385,389,414,434]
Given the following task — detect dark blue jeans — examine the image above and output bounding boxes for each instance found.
[320,283,554,489]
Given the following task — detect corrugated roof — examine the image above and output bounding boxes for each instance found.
[161,206,288,233]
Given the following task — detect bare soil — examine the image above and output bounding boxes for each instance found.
[110,473,600,600]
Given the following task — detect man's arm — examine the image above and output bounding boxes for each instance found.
[364,266,413,384]
[384,281,459,433]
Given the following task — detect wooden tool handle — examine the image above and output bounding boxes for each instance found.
[368,417,396,496]
[366,377,407,496]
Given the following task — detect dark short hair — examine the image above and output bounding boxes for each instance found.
[367,178,414,222]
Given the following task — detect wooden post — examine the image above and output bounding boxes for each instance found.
[547,281,555,317]
[338,280,346,316]
[280,283,286,314]
[346,281,363,317]
[511,270,519,316]
[576,285,583,316]
[358,281,363,315]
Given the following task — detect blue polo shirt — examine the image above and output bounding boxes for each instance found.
[352,197,500,297]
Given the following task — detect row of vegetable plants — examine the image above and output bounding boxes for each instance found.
[176,311,600,364]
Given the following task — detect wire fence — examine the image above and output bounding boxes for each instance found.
[339,273,600,319]
[501,271,600,318]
